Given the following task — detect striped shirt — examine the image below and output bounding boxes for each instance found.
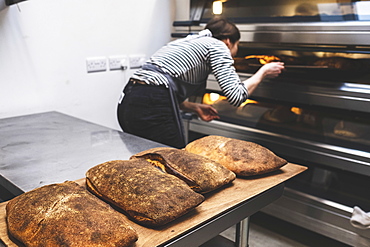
[132,31,248,107]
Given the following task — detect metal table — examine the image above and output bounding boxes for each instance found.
[0,111,167,198]
[0,112,306,247]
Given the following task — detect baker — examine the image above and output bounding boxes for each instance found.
[117,17,284,148]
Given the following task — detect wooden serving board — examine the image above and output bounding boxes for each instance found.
[0,163,307,247]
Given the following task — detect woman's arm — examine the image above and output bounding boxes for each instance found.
[243,62,285,95]
[180,63,283,122]
[209,41,284,107]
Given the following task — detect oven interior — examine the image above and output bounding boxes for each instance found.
[235,43,370,81]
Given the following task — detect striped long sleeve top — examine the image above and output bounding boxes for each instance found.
[132,31,249,107]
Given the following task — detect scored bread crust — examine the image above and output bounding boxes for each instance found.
[185,135,287,176]
[86,159,205,227]
[6,181,138,247]
[131,147,236,194]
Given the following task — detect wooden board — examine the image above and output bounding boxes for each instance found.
[0,163,307,247]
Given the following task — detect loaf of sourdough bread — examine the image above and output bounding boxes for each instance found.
[185,135,287,176]
[131,147,236,194]
[86,159,204,227]
[6,181,138,247]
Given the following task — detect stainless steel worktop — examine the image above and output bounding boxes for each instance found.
[0,111,166,198]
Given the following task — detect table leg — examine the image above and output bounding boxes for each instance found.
[235,218,250,247]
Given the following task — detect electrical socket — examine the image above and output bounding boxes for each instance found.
[109,55,128,71]
[129,54,146,69]
[86,57,107,73]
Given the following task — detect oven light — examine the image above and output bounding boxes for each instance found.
[203,92,256,106]
[240,99,258,107]
[213,1,223,15]
[209,93,220,102]
[203,93,226,105]
[291,107,302,115]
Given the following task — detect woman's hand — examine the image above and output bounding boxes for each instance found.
[260,62,285,78]
[242,62,285,95]
[195,104,220,122]
[180,101,220,122]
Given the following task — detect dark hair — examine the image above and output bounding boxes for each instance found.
[205,17,240,44]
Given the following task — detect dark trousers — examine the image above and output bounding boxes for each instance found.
[117,82,186,148]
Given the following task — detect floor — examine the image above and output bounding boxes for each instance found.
[202,212,351,247]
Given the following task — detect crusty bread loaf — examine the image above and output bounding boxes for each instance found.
[313,57,359,71]
[234,57,253,72]
[131,147,236,194]
[6,181,138,247]
[263,106,297,123]
[333,120,368,138]
[185,135,287,176]
[86,159,204,227]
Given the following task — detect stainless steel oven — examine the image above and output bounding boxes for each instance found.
[173,0,370,246]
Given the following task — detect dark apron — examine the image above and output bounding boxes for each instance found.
[140,64,205,146]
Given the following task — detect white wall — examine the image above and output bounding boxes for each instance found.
[0,0,176,130]
[0,0,6,12]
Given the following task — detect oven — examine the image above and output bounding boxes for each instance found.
[173,0,370,246]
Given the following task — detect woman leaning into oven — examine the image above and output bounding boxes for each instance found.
[117,17,284,148]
